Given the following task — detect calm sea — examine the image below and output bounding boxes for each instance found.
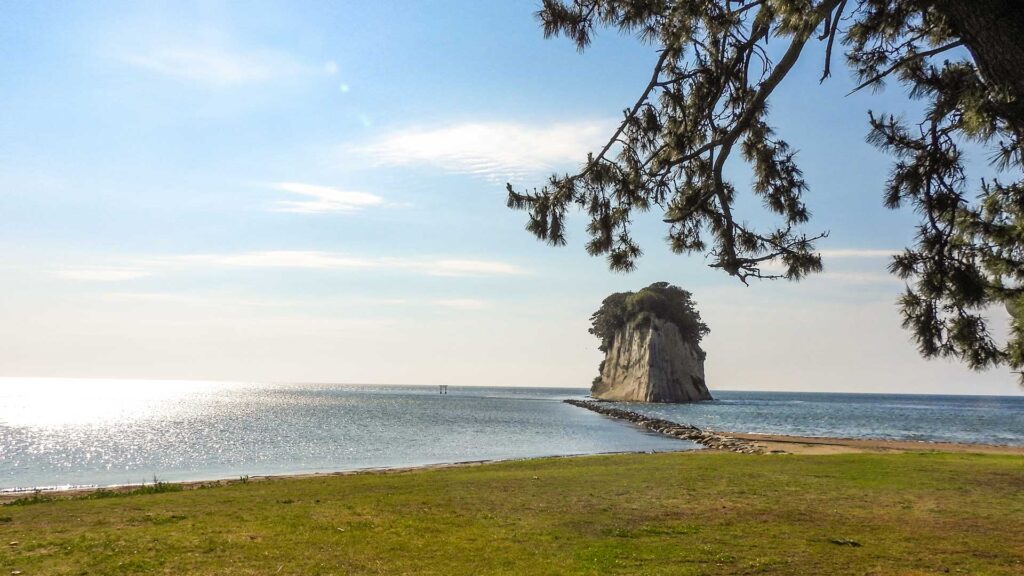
[0,379,1020,492]
[0,380,692,492]
[610,390,1024,446]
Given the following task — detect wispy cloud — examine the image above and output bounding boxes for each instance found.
[433,299,488,310]
[817,272,901,285]
[429,260,523,276]
[107,291,487,309]
[102,292,212,305]
[58,251,527,280]
[819,249,899,259]
[356,120,612,180]
[54,267,153,281]
[177,251,384,270]
[122,45,333,87]
[176,251,526,276]
[758,248,901,283]
[270,182,384,214]
[101,291,317,308]
[100,291,489,313]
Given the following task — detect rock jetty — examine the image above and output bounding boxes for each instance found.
[565,399,767,454]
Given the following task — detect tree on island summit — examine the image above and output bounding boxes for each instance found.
[590,282,709,354]
[507,0,1024,381]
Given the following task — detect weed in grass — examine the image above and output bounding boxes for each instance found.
[5,479,182,507]
[7,490,53,507]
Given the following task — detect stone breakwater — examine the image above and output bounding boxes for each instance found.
[564,399,769,454]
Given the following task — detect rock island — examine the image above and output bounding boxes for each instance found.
[589,282,713,403]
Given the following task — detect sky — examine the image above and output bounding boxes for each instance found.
[0,0,1020,395]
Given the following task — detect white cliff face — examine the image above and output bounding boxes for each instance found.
[591,316,712,403]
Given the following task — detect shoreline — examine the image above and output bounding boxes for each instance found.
[0,450,689,502]
[565,398,1024,456]
[730,432,1024,455]
[4,430,1022,502]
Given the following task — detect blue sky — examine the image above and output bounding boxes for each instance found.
[1,0,1019,395]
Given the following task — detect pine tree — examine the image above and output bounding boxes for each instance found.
[507,0,1024,381]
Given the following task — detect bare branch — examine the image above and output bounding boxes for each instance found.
[820,0,847,82]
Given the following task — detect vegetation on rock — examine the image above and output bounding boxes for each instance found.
[589,282,708,353]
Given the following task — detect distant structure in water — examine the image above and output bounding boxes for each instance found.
[439,385,448,395]
[588,282,712,403]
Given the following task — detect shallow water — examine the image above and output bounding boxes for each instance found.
[0,380,692,492]
[609,390,1024,446]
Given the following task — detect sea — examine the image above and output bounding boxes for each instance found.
[0,379,1021,492]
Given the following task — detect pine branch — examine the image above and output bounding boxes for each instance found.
[847,40,965,95]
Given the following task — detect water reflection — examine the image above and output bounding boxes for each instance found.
[0,379,693,491]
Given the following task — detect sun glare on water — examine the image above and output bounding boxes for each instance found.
[0,378,251,428]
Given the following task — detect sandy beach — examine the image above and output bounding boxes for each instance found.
[729,432,1024,455]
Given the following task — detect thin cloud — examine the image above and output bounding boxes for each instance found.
[819,249,899,259]
[430,259,523,276]
[102,292,308,308]
[750,265,901,285]
[433,299,488,310]
[58,251,528,279]
[357,120,612,180]
[175,251,527,276]
[762,248,899,270]
[54,267,153,281]
[102,292,212,305]
[104,292,484,310]
[177,251,385,270]
[817,271,901,285]
[122,45,332,87]
[271,182,384,214]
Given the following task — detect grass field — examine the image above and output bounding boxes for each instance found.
[1,451,1022,575]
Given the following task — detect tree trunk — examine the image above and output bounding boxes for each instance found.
[930,0,1024,126]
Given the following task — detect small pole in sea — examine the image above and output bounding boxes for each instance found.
[439,384,448,395]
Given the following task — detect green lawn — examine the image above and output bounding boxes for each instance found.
[2,452,1022,575]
